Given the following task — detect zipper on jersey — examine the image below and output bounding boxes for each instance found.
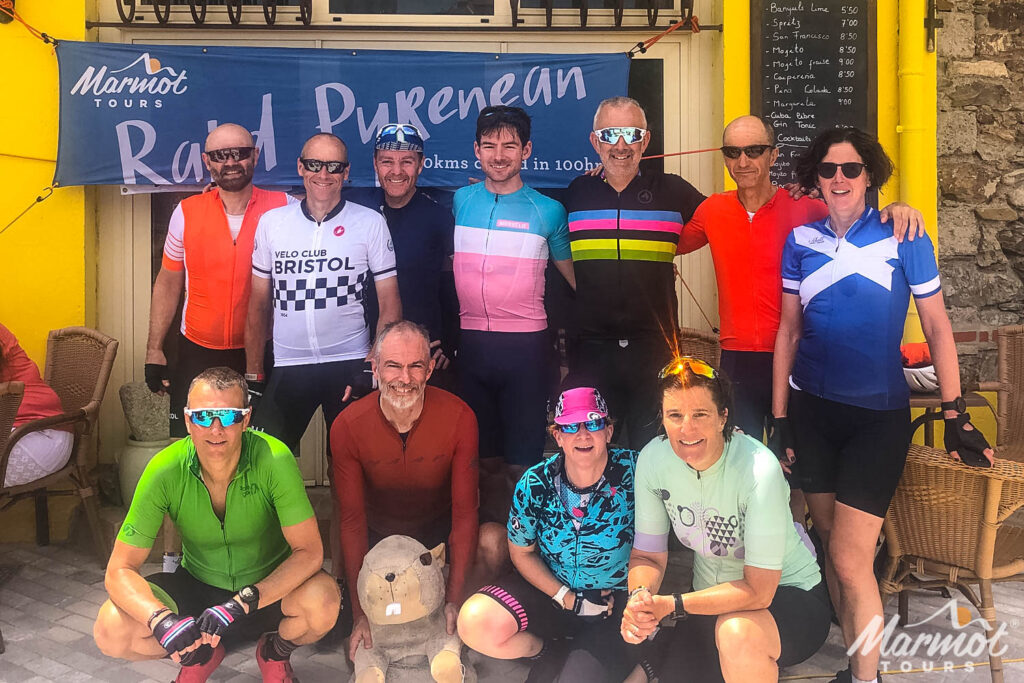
[308,219,325,362]
[482,193,499,331]
[198,469,235,588]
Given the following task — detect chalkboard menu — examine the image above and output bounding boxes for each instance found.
[751,0,876,186]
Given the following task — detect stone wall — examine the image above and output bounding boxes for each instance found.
[937,0,1024,385]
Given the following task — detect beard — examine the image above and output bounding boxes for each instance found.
[212,163,254,192]
[380,380,424,411]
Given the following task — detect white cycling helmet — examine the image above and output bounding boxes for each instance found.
[904,365,939,393]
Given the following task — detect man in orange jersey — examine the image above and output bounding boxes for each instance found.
[144,123,295,437]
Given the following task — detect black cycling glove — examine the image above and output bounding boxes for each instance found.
[348,361,376,399]
[944,412,993,468]
[144,363,168,393]
[196,598,247,639]
[767,416,795,464]
[151,611,201,655]
[574,590,613,617]
[247,379,266,409]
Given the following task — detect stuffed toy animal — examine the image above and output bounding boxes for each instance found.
[354,535,475,683]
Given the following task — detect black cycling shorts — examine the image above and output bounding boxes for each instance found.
[474,572,641,683]
[654,580,831,680]
[146,565,286,645]
[789,389,911,518]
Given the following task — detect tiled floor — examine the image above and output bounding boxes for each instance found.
[0,542,1022,683]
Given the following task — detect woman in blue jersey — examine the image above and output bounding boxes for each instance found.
[622,358,829,682]
[457,387,649,683]
[769,127,993,683]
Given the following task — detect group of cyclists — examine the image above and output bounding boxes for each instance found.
[83,93,996,683]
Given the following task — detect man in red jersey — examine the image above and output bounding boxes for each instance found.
[330,320,507,662]
[678,115,923,518]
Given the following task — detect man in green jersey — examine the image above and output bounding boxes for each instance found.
[93,367,340,683]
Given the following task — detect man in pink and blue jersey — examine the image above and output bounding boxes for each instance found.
[453,105,575,486]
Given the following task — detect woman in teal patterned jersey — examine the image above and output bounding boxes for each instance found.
[457,387,649,683]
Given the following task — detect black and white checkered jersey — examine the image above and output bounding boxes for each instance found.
[252,199,396,367]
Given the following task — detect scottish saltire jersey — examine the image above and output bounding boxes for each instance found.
[252,199,396,367]
[453,183,570,333]
[508,447,637,591]
[566,171,705,339]
[634,433,821,592]
[781,207,942,410]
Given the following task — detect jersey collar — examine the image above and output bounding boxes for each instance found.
[300,197,346,224]
[185,431,253,481]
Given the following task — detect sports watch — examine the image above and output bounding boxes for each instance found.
[671,593,688,621]
[238,584,260,613]
[941,396,967,414]
[552,585,571,609]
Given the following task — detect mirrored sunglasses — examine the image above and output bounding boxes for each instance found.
[300,158,349,174]
[377,123,422,138]
[593,127,648,145]
[720,144,773,160]
[184,407,251,428]
[817,162,866,180]
[557,417,608,434]
[658,356,717,381]
[206,147,255,163]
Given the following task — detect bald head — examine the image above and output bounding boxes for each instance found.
[205,123,254,152]
[301,133,347,161]
[723,116,773,147]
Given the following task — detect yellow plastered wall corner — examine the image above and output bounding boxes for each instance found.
[0,2,90,365]
[720,0,749,192]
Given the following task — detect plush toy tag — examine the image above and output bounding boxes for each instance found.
[385,602,402,617]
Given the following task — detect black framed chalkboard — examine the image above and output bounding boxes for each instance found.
[751,0,877,187]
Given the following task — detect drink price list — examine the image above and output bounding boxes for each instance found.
[752,0,873,186]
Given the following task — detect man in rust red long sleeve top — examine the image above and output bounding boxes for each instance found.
[331,320,507,662]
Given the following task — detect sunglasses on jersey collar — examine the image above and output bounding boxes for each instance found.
[593,127,648,145]
[720,144,774,160]
[206,147,255,163]
[658,356,718,381]
[184,407,251,428]
[556,417,608,434]
[300,158,350,174]
[817,162,866,180]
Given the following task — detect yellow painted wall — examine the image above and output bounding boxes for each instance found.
[0,2,91,365]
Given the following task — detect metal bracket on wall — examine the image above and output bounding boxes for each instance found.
[924,0,943,53]
[114,0,310,26]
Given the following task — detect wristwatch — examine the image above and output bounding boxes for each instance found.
[941,396,967,414]
[238,584,260,613]
[671,593,688,621]
[552,585,571,610]
[244,373,265,382]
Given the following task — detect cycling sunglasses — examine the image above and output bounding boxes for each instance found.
[658,356,718,381]
[817,162,866,180]
[720,144,774,160]
[557,417,608,434]
[300,158,350,174]
[206,147,255,163]
[377,123,422,138]
[184,407,251,428]
[593,127,648,145]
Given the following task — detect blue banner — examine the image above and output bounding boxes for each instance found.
[54,41,629,188]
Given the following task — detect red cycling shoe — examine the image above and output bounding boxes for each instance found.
[174,643,225,683]
[256,633,298,682]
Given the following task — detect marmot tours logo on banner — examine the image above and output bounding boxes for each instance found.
[70,52,189,109]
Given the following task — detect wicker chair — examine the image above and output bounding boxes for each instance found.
[976,325,1024,463]
[674,326,721,369]
[880,327,1024,683]
[0,327,118,565]
[0,381,23,655]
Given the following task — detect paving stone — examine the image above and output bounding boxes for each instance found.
[56,613,99,636]
[127,658,179,680]
[44,624,88,643]
[0,662,40,683]
[22,656,73,679]
[57,650,111,675]
[65,600,102,619]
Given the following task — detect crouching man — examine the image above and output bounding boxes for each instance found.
[94,367,340,683]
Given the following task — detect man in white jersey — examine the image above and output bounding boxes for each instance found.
[244,132,401,451]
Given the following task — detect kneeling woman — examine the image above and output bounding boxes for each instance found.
[622,359,829,682]
[458,387,647,683]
